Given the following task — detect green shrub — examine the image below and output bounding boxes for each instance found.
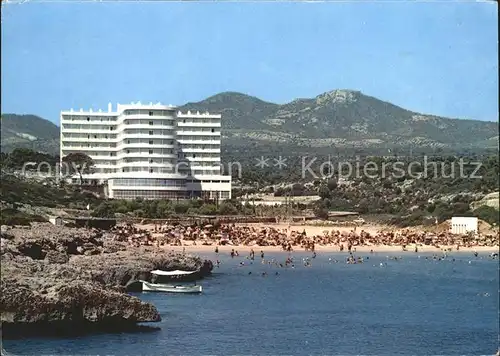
[218,202,239,215]
[91,202,116,218]
[473,205,499,226]
[0,208,48,226]
[199,204,217,215]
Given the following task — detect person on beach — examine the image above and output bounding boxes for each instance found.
[230,249,235,258]
[260,251,265,259]
[215,246,219,254]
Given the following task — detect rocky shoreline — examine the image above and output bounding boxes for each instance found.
[0,224,213,338]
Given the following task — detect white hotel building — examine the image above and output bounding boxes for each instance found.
[60,102,231,200]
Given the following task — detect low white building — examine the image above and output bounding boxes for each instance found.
[49,216,64,226]
[450,217,478,235]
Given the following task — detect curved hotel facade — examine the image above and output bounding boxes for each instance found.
[60,102,231,200]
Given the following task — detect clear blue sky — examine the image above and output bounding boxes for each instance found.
[1,1,498,124]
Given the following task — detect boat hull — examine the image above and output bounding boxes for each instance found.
[140,281,202,294]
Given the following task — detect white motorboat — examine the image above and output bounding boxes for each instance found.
[140,281,202,294]
[139,269,203,294]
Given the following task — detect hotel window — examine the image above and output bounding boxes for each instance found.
[87,117,90,121]
[149,168,154,173]
[149,130,154,135]
[211,128,215,133]
[150,159,153,164]
[149,149,153,154]
[149,111,153,116]
[149,121,153,125]
[149,140,153,145]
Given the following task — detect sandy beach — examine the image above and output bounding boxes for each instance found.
[143,222,387,236]
[112,220,500,262]
[164,243,499,255]
[135,221,498,256]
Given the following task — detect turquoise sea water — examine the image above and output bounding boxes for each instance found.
[4,252,499,355]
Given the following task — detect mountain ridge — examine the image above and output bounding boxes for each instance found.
[2,89,498,155]
[1,114,60,154]
[179,89,498,149]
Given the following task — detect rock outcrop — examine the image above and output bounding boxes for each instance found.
[0,224,213,337]
[470,192,500,211]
